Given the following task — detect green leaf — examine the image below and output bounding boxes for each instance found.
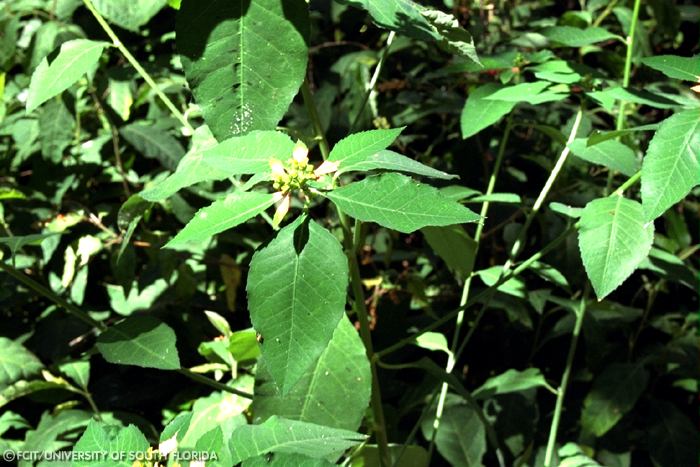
[586,123,659,146]
[243,453,334,466]
[335,0,437,42]
[485,81,567,105]
[421,8,479,64]
[472,368,550,399]
[38,97,73,163]
[106,279,169,316]
[529,60,582,84]
[0,380,66,409]
[329,128,404,167]
[26,39,108,112]
[336,149,457,179]
[476,266,527,298]
[229,416,366,464]
[120,122,185,170]
[581,363,649,436]
[177,0,309,140]
[253,315,371,431]
[96,315,181,370]
[421,225,476,281]
[641,108,700,221]
[568,138,640,176]
[0,233,58,257]
[24,409,92,454]
[141,129,293,202]
[542,26,621,47]
[641,54,700,82]
[461,84,517,139]
[353,445,429,467]
[421,401,485,467]
[165,191,274,248]
[578,197,654,300]
[587,87,680,111]
[327,173,480,233]
[247,218,348,394]
[0,338,43,388]
[73,420,149,467]
[92,0,168,32]
[647,400,700,467]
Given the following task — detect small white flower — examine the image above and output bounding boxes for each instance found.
[314,160,339,177]
[292,140,309,164]
[269,159,286,177]
[272,193,291,228]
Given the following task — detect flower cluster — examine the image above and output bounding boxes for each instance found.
[269,141,337,227]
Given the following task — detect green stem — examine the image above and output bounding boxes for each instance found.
[301,79,330,160]
[177,369,253,399]
[302,77,390,466]
[543,289,589,467]
[506,108,583,266]
[81,0,194,133]
[350,31,396,132]
[376,223,577,359]
[0,261,106,330]
[613,170,641,195]
[428,116,513,467]
[605,0,642,193]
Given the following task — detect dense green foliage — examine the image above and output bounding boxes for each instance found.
[0,0,698,466]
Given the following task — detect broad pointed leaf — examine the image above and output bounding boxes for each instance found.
[336,149,457,179]
[141,130,293,201]
[229,416,365,464]
[578,197,654,300]
[421,225,476,281]
[247,218,348,394]
[568,138,640,176]
[165,191,274,248]
[472,368,549,399]
[329,128,404,168]
[542,26,620,47]
[641,108,700,221]
[92,0,168,32]
[253,315,371,431]
[421,401,486,467]
[641,54,700,82]
[177,0,309,140]
[0,338,43,387]
[327,173,480,233]
[27,39,108,112]
[73,420,149,467]
[96,316,181,370]
[461,84,517,139]
[120,122,185,170]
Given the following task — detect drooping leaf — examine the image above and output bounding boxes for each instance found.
[177,0,309,140]
[253,315,371,431]
[472,368,550,399]
[641,108,700,221]
[568,138,640,176]
[578,197,654,300]
[542,26,621,47]
[581,363,649,436]
[421,225,476,281]
[38,97,73,162]
[421,401,486,467]
[141,130,294,202]
[0,338,43,387]
[247,218,348,394]
[461,83,517,139]
[586,123,659,146]
[334,0,437,42]
[641,54,700,82]
[92,0,168,32]
[329,128,404,167]
[421,8,479,64]
[73,420,150,467]
[336,149,457,179]
[327,173,480,233]
[96,315,181,370]
[26,39,108,112]
[229,416,366,464]
[164,191,275,248]
[120,122,185,170]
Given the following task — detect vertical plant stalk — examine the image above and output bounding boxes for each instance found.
[605,0,642,193]
[543,289,589,467]
[301,79,391,466]
[81,0,194,134]
[506,108,583,268]
[428,118,514,466]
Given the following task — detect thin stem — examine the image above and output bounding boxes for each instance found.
[605,0,642,193]
[376,224,577,359]
[592,0,620,27]
[177,369,253,399]
[612,170,641,195]
[302,77,390,465]
[301,78,330,160]
[350,31,396,132]
[81,0,193,133]
[429,117,513,466]
[543,288,589,467]
[0,261,106,330]
[506,108,583,267]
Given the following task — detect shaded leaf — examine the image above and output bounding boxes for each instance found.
[461,83,517,139]
[0,338,43,387]
[542,26,621,47]
[641,54,700,82]
[92,0,168,32]
[568,138,640,176]
[120,122,185,170]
